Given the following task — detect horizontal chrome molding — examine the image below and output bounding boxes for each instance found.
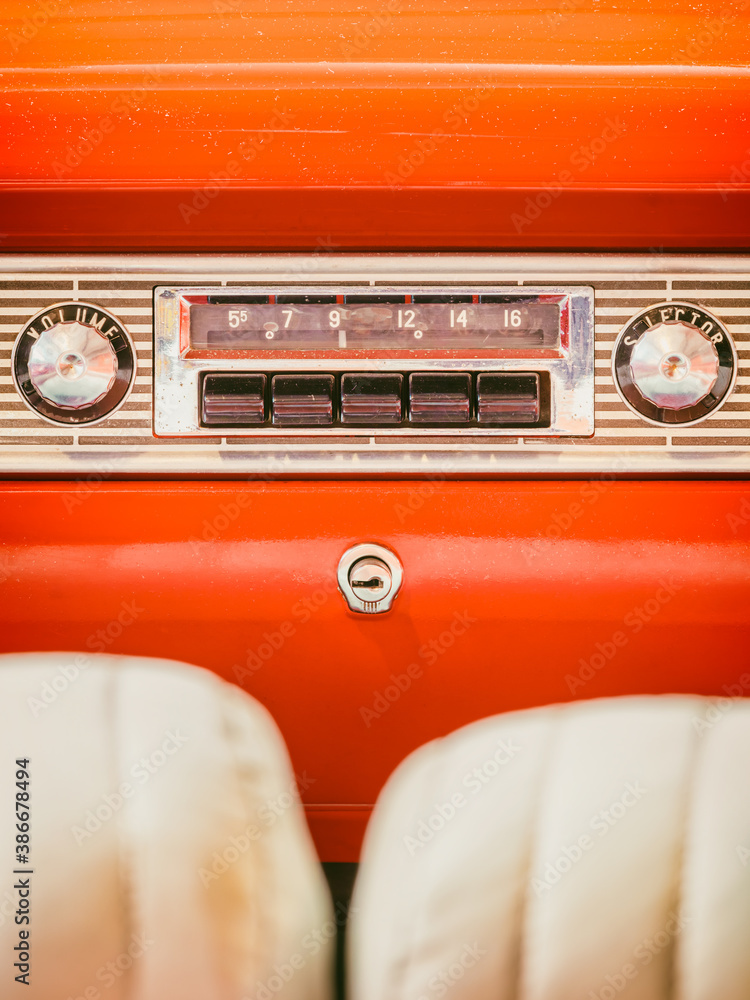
[3,63,750,95]
[0,253,748,277]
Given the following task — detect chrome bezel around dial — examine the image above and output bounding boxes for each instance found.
[611,301,738,428]
[11,301,136,426]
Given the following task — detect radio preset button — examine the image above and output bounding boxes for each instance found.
[477,373,540,425]
[202,373,266,426]
[409,373,472,424]
[272,374,334,426]
[341,374,403,425]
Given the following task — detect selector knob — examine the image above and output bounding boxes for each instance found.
[12,302,136,425]
[613,302,737,426]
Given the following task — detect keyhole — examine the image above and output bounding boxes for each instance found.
[352,576,384,591]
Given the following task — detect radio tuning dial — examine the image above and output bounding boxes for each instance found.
[613,303,737,426]
[12,302,136,426]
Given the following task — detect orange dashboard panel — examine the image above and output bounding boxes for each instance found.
[1,481,748,860]
[1,1,749,249]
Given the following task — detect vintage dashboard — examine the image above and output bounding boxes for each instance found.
[1,252,749,477]
[1,6,749,992]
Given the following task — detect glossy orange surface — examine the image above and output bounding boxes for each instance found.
[1,2,749,249]
[1,481,748,859]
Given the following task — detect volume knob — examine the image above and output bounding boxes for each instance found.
[12,302,136,425]
[28,320,118,409]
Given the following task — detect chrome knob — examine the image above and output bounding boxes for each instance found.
[13,302,136,426]
[28,320,118,409]
[613,302,737,426]
[629,322,719,410]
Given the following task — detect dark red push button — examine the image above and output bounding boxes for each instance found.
[201,373,266,426]
[272,374,334,426]
[477,373,540,425]
[409,373,471,424]
[341,374,403,425]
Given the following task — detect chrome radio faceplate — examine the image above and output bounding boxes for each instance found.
[153,284,594,438]
[1,253,749,475]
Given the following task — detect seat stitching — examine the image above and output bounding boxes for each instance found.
[217,680,268,994]
[385,738,446,1000]
[669,697,708,1000]
[110,656,136,1000]
[514,704,565,1000]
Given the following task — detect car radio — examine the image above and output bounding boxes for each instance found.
[153,284,594,438]
[0,253,747,476]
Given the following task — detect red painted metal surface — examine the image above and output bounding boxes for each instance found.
[1,481,748,859]
[1,3,749,249]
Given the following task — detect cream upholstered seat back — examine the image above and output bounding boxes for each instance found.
[348,696,750,1000]
[0,652,333,1000]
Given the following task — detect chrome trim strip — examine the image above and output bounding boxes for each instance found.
[0,253,748,277]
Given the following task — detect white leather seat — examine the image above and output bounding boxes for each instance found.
[0,652,333,1000]
[349,695,750,1000]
